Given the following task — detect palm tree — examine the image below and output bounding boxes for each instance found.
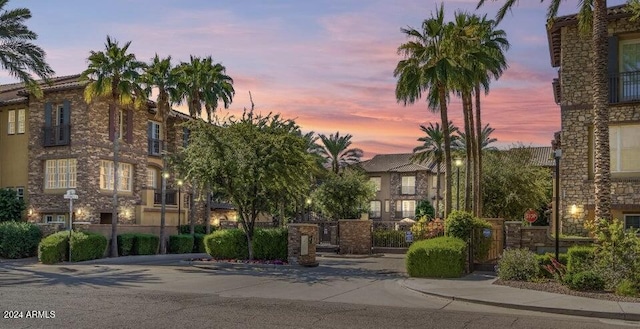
[143,54,178,254]
[81,36,146,257]
[201,56,234,123]
[175,56,207,118]
[458,123,498,151]
[317,132,363,174]
[394,4,460,218]
[412,121,459,218]
[0,0,54,97]
[476,0,638,223]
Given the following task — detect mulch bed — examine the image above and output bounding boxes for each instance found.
[494,278,640,303]
[188,258,288,265]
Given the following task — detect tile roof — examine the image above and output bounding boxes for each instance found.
[359,153,435,173]
[0,74,84,104]
[506,146,555,168]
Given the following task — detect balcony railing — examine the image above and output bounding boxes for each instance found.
[153,189,177,205]
[148,138,164,156]
[43,124,70,146]
[610,71,640,103]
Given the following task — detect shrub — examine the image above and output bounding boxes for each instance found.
[0,188,26,222]
[588,219,640,289]
[615,279,639,297]
[70,232,107,262]
[0,221,41,258]
[117,233,137,256]
[204,229,247,259]
[444,211,491,261]
[496,248,539,281]
[133,234,159,255]
[536,253,568,278]
[566,270,605,291]
[169,234,194,254]
[38,231,69,264]
[411,218,444,241]
[406,236,466,278]
[566,245,595,274]
[253,228,287,260]
[373,229,408,248]
[193,234,206,253]
[178,225,210,235]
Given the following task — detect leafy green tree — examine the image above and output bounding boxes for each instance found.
[415,199,435,220]
[181,110,314,259]
[0,0,54,97]
[81,36,146,257]
[482,148,551,220]
[317,132,363,174]
[311,169,376,220]
[0,188,25,222]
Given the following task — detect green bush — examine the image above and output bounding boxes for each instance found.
[204,229,247,259]
[535,253,568,278]
[178,225,211,235]
[406,236,466,278]
[253,228,287,260]
[133,234,159,255]
[38,231,69,264]
[444,211,491,261]
[193,234,206,253]
[567,270,605,291]
[70,232,107,262]
[372,229,409,248]
[169,235,194,254]
[566,245,595,274]
[0,189,26,222]
[0,221,41,258]
[496,248,539,281]
[615,279,639,297]
[117,233,137,256]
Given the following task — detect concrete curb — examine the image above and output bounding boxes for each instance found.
[74,253,209,265]
[189,260,291,271]
[399,280,640,322]
[317,253,384,259]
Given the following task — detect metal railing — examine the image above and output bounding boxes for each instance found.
[148,138,164,156]
[371,220,444,248]
[610,71,640,103]
[43,124,70,146]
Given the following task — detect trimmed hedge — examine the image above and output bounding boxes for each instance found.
[70,232,107,262]
[38,231,69,264]
[566,270,605,291]
[193,233,206,253]
[0,221,42,258]
[566,245,595,275]
[253,228,287,260]
[204,229,247,259]
[169,234,194,254]
[117,233,137,256]
[133,234,159,255]
[406,236,466,278]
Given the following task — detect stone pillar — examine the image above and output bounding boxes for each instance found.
[288,224,318,266]
[504,221,522,249]
[338,220,372,255]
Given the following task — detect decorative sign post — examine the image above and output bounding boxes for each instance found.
[405,231,413,244]
[63,189,78,262]
[524,208,538,224]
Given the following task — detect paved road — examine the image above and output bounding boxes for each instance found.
[0,256,638,328]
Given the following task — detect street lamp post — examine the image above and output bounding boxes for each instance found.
[554,149,562,260]
[305,198,311,221]
[177,179,183,232]
[454,158,463,211]
[160,171,169,254]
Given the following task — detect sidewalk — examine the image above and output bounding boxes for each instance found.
[400,272,640,321]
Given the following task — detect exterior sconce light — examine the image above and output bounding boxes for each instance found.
[28,209,33,216]
[570,204,577,215]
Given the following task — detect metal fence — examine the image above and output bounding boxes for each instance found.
[371,220,444,248]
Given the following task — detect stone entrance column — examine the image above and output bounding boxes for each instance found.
[288,223,318,267]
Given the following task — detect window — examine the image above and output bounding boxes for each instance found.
[431,175,438,189]
[148,121,162,155]
[44,102,70,146]
[620,39,640,101]
[147,167,157,189]
[44,214,65,224]
[402,200,416,218]
[370,177,381,192]
[384,200,390,213]
[100,160,133,191]
[625,214,640,230]
[16,109,25,134]
[369,201,381,219]
[7,110,15,134]
[16,187,24,201]
[401,176,416,195]
[44,159,77,189]
[610,124,640,173]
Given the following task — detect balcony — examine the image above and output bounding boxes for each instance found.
[43,124,70,146]
[609,71,640,103]
[148,138,164,156]
[153,189,177,205]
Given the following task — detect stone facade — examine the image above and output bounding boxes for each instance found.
[552,13,640,234]
[287,223,318,266]
[505,221,594,253]
[388,171,431,220]
[338,220,372,255]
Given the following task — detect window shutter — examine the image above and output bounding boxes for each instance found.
[608,35,619,103]
[126,109,134,143]
[62,100,71,144]
[44,102,53,145]
[108,104,115,141]
[147,121,153,154]
[44,102,52,127]
[183,127,190,147]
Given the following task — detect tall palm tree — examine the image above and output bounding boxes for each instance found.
[394,4,460,218]
[477,0,638,223]
[175,56,207,119]
[81,36,146,257]
[412,121,459,218]
[317,132,363,174]
[458,123,498,151]
[201,56,234,123]
[0,0,54,97]
[143,54,178,254]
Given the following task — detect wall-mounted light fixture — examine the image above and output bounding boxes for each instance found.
[28,209,33,216]
[570,204,577,215]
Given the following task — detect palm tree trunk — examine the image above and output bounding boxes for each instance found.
[592,0,611,223]
[474,84,483,218]
[435,168,441,218]
[111,107,120,257]
[189,182,196,235]
[439,87,453,218]
[159,166,167,254]
[462,92,474,213]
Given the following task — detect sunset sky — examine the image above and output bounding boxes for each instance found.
[3,0,627,158]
